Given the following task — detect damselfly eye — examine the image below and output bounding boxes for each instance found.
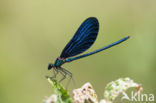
[48,63,53,70]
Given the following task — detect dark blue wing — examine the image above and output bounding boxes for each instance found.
[60,17,99,58]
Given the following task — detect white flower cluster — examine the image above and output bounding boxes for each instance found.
[43,94,57,103]
[73,82,98,103]
[43,77,142,103]
[104,77,142,102]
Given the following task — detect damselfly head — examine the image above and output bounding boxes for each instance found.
[48,63,54,70]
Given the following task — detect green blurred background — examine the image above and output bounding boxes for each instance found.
[0,0,155,103]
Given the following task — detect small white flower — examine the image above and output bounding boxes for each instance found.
[73,82,98,103]
[43,94,57,103]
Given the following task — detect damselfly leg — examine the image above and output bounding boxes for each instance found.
[46,68,58,79]
[59,67,76,88]
[58,69,66,83]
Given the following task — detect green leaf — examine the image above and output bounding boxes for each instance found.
[47,77,73,103]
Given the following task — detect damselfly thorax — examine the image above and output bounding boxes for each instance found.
[54,57,66,67]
